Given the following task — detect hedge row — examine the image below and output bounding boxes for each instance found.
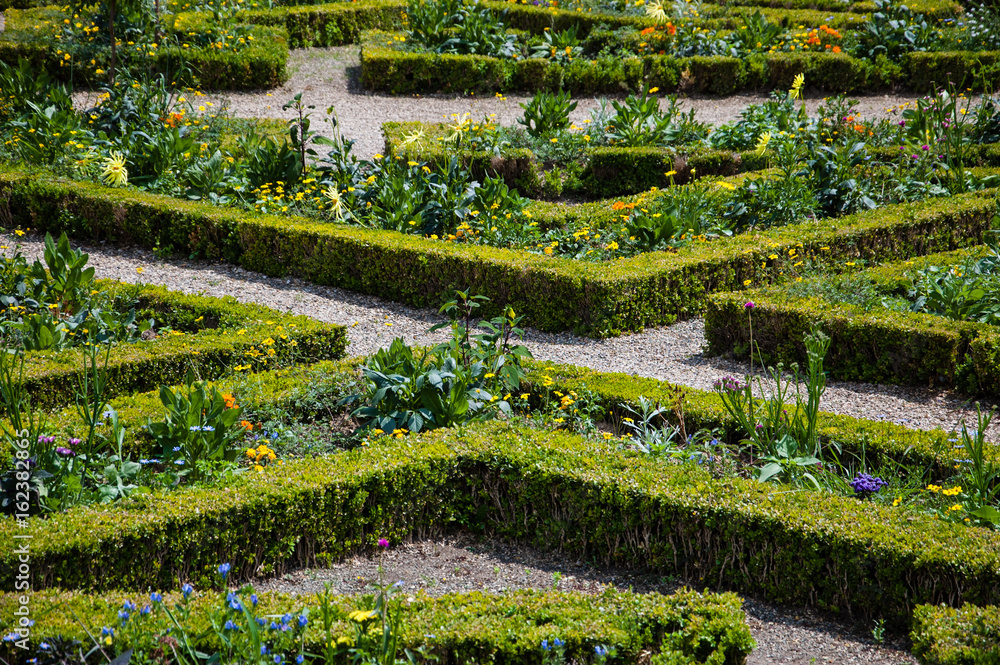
[702,246,1000,396]
[520,359,1000,476]
[9,280,348,409]
[0,588,755,665]
[4,347,991,482]
[3,167,999,337]
[0,8,288,90]
[2,422,999,628]
[912,602,1000,664]
[360,29,1000,95]
[383,121,769,199]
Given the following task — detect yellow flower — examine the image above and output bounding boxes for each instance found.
[789,73,805,100]
[645,0,666,20]
[101,151,128,187]
[754,131,770,156]
[323,185,345,220]
[136,267,144,274]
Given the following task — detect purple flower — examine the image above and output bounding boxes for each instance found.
[921,144,929,151]
[744,301,755,310]
[378,538,390,548]
[55,447,74,456]
[68,438,81,446]
[850,473,887,497]
[713,375,744,392]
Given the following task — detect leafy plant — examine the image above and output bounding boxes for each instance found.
[518,90,577,138]
[146,370,246,482]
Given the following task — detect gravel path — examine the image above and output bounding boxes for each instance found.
[69,46,932,158]
[13,235,998,440]
[256,536,919,665]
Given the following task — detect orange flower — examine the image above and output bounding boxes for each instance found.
[222,393,237,409]
[241,420,254,431]
[612,201,626,211]
[640,26,655,36]
[667,22,676,35]
[832,45,841,53]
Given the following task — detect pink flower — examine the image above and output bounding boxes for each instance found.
[377,538,389,548]
[744,301,755,310]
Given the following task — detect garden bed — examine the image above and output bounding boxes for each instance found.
[703,246,1000,395]
[2,421,998,630]
[4,168,998,337]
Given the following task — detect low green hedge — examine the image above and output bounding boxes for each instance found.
[9,280,347,409]
[3,167,999,337]
[0,8,288,90]
[361,29,1000,94]
[0,588,755,665]
[702,246,1000,395]
[521,359,1000,477]
[912,603,1000,664]
[383,121,768,199]
[2,422,999,628]
[242,0,407,48]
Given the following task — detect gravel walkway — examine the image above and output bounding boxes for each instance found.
[70,46,932,158]
[256,536,919,665]
[13,236,998,440]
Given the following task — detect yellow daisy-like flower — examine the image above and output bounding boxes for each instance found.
[754,131,771,156]
[323,184,346,220]
[645,0,666,21]
[101,151,128,187]
[789,73,805,100]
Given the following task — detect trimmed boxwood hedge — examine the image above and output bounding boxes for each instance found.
[1,422,999,629]
[8,280,347,409]
[0,8,288,90]
[912,602,1000,664]
[520,359,1000,477]
[360,29,1000,94]
[383,121,769,199]
[3,167,999,337]
[702,246,1000,396]
[0,588,755,665]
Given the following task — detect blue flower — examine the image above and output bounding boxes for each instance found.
[218,563,231,579]
[269,622,279,631]
[123,601,136,612]
[174,460,185,465]
[260,645,269,656]
[296,655,305,664]
[181,583,194,599]
[173,446,181,452]
[541,641,550,651]
[3,633,21,642]
[138,459,160,465]
[224,620,238,631]
[251,594,258,607]
[553,638,564,647]
[849,473,887,497]
[39,643,51,651]
[140,605,151,616]
[273,656,283,664]
[118,610,130,623]
[297,615,308,628]
[595,646,608,657]
[257,618,266,627]
[150,592,163,603]
[101,627,114,637]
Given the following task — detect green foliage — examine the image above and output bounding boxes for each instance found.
[0,587,755,665]
[146,370,246,482]
[518,90,577,138]
[1,421,999,630]
[4,166,999,337]
[912,602,1000,664]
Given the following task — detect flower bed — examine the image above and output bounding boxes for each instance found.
[1,421,998,629]
[383,120,768,199]
[9,279,347,409]
[4,168,998,337]
[0,587,755,665]
[703,245,1000,395]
